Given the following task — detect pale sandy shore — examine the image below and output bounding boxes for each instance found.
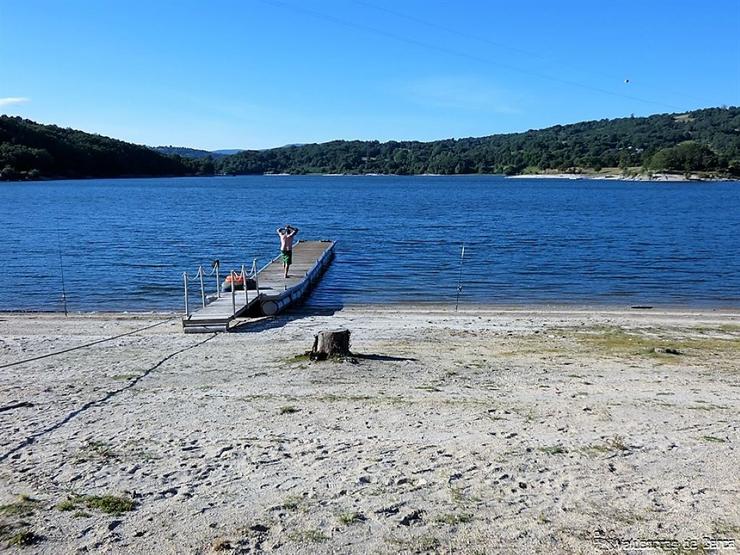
[0,306,739,553]
[506,173,723,181]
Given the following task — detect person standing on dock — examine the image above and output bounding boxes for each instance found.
[277,225,299,278]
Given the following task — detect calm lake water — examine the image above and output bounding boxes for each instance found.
[1,175,739,311]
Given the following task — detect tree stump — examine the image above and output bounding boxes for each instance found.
[310,329,351,360]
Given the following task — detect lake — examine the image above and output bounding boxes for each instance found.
[1,175,739,311]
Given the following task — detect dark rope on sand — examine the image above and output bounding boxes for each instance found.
[0,318,174,370]
[0,334,216,463]
[0,401,34,413]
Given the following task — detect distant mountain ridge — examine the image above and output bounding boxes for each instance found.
[152,146,243,159]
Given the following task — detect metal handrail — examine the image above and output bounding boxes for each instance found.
[212,261,221,298]
[183,272,189,316]
[240,264,249,306]
[252,258,260,296]
[196,266,206,308]
[230,270,237,315]
[183,257,261,318]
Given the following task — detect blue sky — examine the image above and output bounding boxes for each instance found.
[1,0,739,150]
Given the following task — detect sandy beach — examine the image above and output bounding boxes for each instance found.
[506,173,727,182]
[1,306,738,553]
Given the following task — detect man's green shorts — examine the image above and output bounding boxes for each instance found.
[281,249,293,265]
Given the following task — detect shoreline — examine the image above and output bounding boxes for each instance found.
[506,172,735,182]
[3,302,740,317]
[4,173,737,183]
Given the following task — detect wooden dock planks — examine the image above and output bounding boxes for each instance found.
[182,240,335,333]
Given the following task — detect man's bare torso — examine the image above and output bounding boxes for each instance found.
[278,227,298,251]
[280,233,295,251]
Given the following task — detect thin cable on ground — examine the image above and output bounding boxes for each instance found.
[0,333,216,463]
[0,318,175,370]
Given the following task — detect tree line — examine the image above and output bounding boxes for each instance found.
[219,107,739,177]
[0,116,213,180]
[2,107,739,181]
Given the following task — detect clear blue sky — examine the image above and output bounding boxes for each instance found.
[1,0,739,150]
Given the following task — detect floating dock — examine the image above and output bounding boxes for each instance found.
[182,240,335,333]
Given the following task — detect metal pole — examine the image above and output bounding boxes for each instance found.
[254,258,260,296]
[455,243,465,312]
[56,220,69,317]
[215,262,221,298]
[242,264,248,305]
[231,271,237,315]
[198,266,206,307]
[183,272,190,316]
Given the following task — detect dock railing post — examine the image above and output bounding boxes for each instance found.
[231,271,237,315]
[215,261,221,298]
[241,264,248,306]
[183,272,190,317]
[198,266,206,307]
[253,258,260,296]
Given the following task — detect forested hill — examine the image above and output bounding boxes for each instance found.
[0,116,212,180]
[2,107,739,180]
[220,107,740,176]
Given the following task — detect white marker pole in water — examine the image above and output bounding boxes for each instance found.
[455,243,465,312]
[56,221,68,317]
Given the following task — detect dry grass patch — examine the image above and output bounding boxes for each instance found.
[387,534,441,553]
[0,495,39,517]
[287,529,328,543]
[581,435,629,456]
[434,512,473,525]
[338,511,365,525]
[568,326,740,361]
[274,495,304,512]
[539,445,568,455]
[75,441,119,463]
[4,528,41,547]
[701,436,727,443]
[57,494,136,515]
